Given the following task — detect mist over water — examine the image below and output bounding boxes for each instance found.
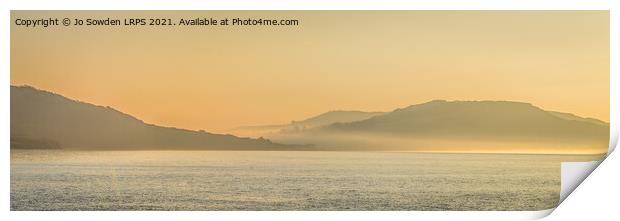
[10,150,601,211]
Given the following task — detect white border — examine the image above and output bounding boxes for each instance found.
[1,0,618,220]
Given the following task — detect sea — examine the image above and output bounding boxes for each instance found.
[10,150,602,211]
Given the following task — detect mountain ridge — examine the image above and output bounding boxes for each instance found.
[264,100,609,153]
[324,100,608,140]
[10,85,309,150]
[231,110,385,137]
[11,85,609,153]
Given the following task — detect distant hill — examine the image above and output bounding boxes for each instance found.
[290,110,386,128]
[326,100,608,140]
[232,110,384,137]
[269,100,610,153]
[10,85,309,150]
[547,111,608,126]
[11,85,609,153]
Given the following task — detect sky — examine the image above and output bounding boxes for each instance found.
[11,11,609,133]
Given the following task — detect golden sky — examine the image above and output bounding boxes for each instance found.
[11,11,609,133]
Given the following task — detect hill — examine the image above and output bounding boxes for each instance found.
[232,110,384,137]
[10,85,308,150]
[326,100,608,141]
[269,100,609,153]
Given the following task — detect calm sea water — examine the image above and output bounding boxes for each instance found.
[10,150,601,211]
